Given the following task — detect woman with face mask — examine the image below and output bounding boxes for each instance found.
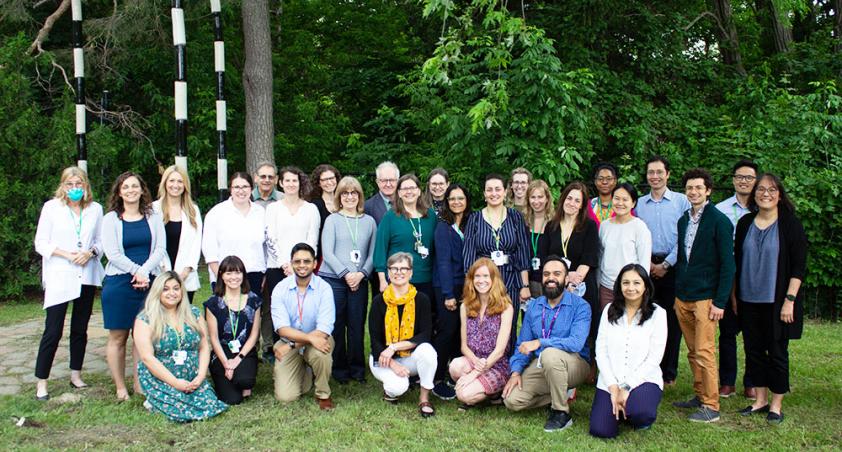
[33,167,105,401]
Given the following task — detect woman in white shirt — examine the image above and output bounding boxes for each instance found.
[152,165,202,303]
[590,263,667,438]
[33,167,105,400]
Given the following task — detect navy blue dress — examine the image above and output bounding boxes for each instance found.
[102,217,152,329]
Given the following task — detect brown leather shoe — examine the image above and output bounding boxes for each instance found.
[719,385,736,398]
[743,387,757,400]
[316,396,335,411]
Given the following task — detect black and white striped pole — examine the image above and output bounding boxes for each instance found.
[211,0,228,201]
[71,0,87,172]
[172,0,188,171]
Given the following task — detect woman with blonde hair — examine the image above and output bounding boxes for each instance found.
[134,271,227,422]
[506,167,532,215]
[33,167,105,400]
[153,165,202,303]
[449,258,513,410]
[524,180,554,298]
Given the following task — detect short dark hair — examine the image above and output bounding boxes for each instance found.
[646,155,670,173]
[230,172,253,190]
[290,242,316,260]
[732,159,759,175]
[592,162,618,180]
[542,255,570,275]
[681,168,713,190]
[612,182,639,205]
[485,173,507,187]
[608,264,656,326]
[214,256,250,297]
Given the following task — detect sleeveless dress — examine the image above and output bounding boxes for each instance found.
[102,217,152,330]
[137,306,228,422]
[465,312,510,394]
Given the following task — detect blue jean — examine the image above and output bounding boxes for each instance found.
[589,383,662,439]
[324,276,369,381]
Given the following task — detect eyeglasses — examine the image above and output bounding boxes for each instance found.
[340,191,359,198]
[388,266,412,274]
[733,175,756,182]
[398,186,419,193]
[646,170,666,176]
[320,176,337,183]
[63,181,84,188]
[231,185,251,191]
[378,178,397,185]
[512,181,528,186]
[756,187,778,195]
[257,174,276,180]
[448,196,466,202]
[595,177,615,183]
[429,182,447,187]
[292,258,314,265]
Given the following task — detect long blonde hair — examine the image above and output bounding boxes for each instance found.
[524,179,554,229]
[54,166,93,209]
[141,272,201,344]
[157,165,198,228]
[462,258,511,318]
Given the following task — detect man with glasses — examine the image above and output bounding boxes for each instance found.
[715,160,759,400]
[271,243,336,410]
[252,162,282,208]
[635,156,690,387]
[364,161,400,225]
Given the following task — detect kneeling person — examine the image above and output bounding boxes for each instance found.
[503,256,591,432]
[271,243,336,410]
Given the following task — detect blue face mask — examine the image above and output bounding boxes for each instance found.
[67,187,85,202]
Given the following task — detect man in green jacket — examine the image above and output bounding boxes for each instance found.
[672,168,735,423]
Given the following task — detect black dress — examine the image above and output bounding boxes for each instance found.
[311,197,332,263]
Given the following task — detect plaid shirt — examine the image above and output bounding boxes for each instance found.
[684,202,707,261]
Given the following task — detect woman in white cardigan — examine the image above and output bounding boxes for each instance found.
[33,167,105,400]
[152,165,202,303]
[101,171,166,401]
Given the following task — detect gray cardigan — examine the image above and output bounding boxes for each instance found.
[319,212,377,279]
[101,210,167,279]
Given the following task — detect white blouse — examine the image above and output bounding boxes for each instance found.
[265,200,320,268]
[595,303,667,391]
[152,200,203,292]
[202,199,266,283]
[598,217,652,288]
[34,199,105,308]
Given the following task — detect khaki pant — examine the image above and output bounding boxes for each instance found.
[273,336,334,402]
[675,298,720,411]
[504,348,589,412]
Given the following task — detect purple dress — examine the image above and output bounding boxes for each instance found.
[466,312,510,394]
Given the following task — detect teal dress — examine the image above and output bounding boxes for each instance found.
[137,306,228,422]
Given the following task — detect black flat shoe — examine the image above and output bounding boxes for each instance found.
[35,393,50,401]
[738,404,770,416]
[766,411,784,425]
[70,381,89,389]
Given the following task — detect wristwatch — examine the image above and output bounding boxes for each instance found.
[785,294,796,302]
[661,261,671,270]
[387,344,397,353]
[619,383,631,392]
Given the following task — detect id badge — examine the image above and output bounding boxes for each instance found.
[350,249,361,264]
[416,244,429,259]
[531,257,541,271]
[172,350,187,366]
[491,250,508,266]
[228,339,241,353]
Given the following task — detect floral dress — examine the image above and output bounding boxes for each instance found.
[137,306,228,422]
[465,312,510,394]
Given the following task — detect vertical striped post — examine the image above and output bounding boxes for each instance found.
[71,0,87,172]
[211,0,228,201]
[172,0,188,172]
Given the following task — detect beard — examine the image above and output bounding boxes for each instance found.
[543,280,563,299]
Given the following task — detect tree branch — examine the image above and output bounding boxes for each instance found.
[28,0,71,56]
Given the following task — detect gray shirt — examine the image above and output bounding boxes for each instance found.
[319,212,377,279]
[739,221,779,303]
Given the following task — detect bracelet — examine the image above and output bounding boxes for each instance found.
[238,353,245,359]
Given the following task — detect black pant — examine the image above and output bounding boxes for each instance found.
[325,276,369,381]
[740,302,790,394]
[263,269,287,352]
[652,268,681,382]
[35,285,96,379]
[719,303,752,387]
[209,348,259,405]
[433,284,463,381]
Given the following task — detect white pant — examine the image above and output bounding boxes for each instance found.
[369,342,437,398]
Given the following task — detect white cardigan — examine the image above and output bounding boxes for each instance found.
[595,304,667,392]
[264,200,320,268]
[101,210,167,280]
[152,200,203,291]
[34,199,105,309]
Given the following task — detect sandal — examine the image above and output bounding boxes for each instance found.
[418,401,435,418]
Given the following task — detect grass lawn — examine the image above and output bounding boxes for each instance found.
[2,288,841,450]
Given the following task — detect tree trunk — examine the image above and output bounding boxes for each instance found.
[711,0,747,76]
[242,0,275,174]
[835,0,842,56]
[756,0,793,54]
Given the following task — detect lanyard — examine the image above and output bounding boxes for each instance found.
[343,213,360,249]
[227,294,244,339]
[559,224,571,257]
[296,290,307,326]
[173,324,185,350]
[452,223,464,240]
[68,206,83,248]
[409,217,423,245]
[732,203,742,226]
[487,208,505,251]
[595,200,612,222]
[530,231,541,257]
[541,302,564,339]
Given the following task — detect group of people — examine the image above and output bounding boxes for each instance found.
[33,157,806,435]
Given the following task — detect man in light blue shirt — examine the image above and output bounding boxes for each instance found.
[635,155,690,386]
[714,159,759,400]
[271,243,336,409]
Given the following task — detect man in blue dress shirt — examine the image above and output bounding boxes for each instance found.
[635,155,690,386]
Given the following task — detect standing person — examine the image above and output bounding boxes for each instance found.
[134,272,228,421]
[635,156,690,386]
[672,168,735,423]
[735,174,806,425]
[309,164,342,263]
[373,174,438,303]
[424,168,450,217]
[502,257,591,432]
[271,243,336,409]
[506,167,532,215]
[321,176,377,384]
[33,167,105,400]
[369,252,437,417]
[430,183,471,400]
[101,171,166,401]
[524,180,554,298]
[252,162,282,208]
[463,174,530,347]
[590,162,619,227]
[598,183,652,309]
[153,165,203,304]
[715,159,759,400]
[589,264,668,438]
[448,259,513,410]
[364,161,400,225]
[204,256,262,405]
